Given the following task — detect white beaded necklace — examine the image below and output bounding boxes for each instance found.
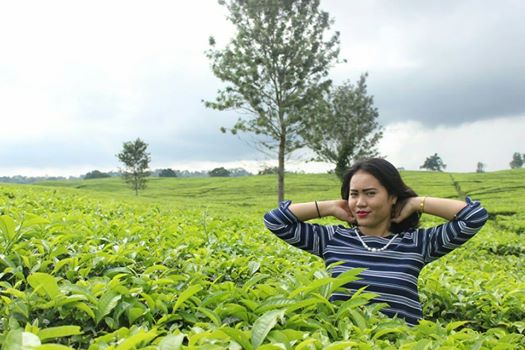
[355,229,398,252]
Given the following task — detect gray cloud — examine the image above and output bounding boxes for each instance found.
[324,0,525,126]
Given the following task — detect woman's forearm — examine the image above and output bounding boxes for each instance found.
[415,196,467,220]
[289,201,331,221]
[289,200,353,223]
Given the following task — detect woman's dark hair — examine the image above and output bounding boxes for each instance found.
[341,158,419,233]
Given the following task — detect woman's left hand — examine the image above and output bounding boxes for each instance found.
[391,197,419,223]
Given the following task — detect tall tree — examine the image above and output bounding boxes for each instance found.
[420,153,446,172]
[476,162,485,173]
[205,0,340,202]
[509,152,524,169]
[116,138,151,196]
[304,74,383,181]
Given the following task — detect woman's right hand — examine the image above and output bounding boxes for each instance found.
[329,199,356,224]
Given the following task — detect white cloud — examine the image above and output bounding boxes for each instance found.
[379,115,525,172]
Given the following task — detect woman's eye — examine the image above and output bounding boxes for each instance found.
[367,192,376,197]
[350,193,357,198]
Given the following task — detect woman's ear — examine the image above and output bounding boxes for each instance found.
[391,195,398,205]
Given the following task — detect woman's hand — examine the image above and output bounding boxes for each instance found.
[391,196,468,223]
[289,200,356,224]
[330,199,356,224]
[391,197,419,224]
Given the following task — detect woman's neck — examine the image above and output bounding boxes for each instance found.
[358,225,391,237]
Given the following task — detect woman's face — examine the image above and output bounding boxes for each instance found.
[348,170,397,236]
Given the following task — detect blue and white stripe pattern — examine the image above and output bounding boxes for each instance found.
[263,197,488,325]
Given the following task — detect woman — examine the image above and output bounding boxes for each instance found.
[263,158,488,325]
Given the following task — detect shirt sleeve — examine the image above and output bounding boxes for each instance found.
[421,197,489,264]
[263,200,334,257]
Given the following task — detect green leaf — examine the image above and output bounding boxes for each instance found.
[328,268,366,295]
[197,306,221,326]
[251,309,285,349]
[217,303,249,323]
[95,291,122,324]
[284,296,332,314]
[445,320,469,332]
[159,334,185,350]
[144,264,169,275]
[288,268,363,299]
[336,287,378,320]
[36,345,74,350]
[295,338,320,350]
[247,260,260,275]
[372,324,405,340]
[140,292,156,311]
[3,330,41,350]
[27,273,63,299]
[324,341,359,350]
[349,309,367,330]
[413,339,432,350]
[22,214,49,227]
[127,306,146,324]
[114,329,157,350]
[38,326,82,341]
[256,297,296,314]
[220,327,252,350]
[242,273,270,291]
[255,345,283,350]
[74,302,95,319]
[172,285,202,313]
[288,277,333,298]
[0,215,17,241]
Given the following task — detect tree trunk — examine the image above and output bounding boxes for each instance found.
[335,147,350,182]
[277,134,286,204]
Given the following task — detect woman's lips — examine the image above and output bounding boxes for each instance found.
[356,211,370,218]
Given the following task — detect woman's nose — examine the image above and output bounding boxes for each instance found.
[356,196,366,207]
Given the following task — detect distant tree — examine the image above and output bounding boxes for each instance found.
[476,162,485,173]
[205,0,341,202]
[258,166,279,175]
[116,138,151,195]
[159,168,177,177]
[84,170,111,179]
[175,170,209,178]
[228,167,252,177]
[420,153,446,172]
[303,74,383,181]
[209,167,231,177]
[509,152,524,169]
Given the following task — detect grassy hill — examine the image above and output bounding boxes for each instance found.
[34,168,525,216]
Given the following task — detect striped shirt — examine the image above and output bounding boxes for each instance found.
[263,197,488,325]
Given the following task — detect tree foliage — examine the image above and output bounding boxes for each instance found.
[209,167,231,177]
[258,166,279,175]
[116,138,151,195]
[205,0,341,202]
[420,153,446,172]
[159,168,177,177]
[509,152,524,169]
[304,74,383,181]
[84,170,111,180]
[476,162,485,173]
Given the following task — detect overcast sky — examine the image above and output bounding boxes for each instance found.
[1,0,524,176]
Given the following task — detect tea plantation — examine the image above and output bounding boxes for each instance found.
[0,170,524,349]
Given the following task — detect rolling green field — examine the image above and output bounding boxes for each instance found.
[1,169,524,349]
